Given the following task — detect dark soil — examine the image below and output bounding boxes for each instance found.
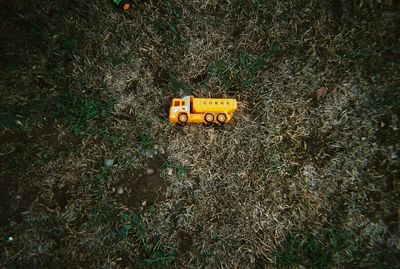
[116,157,167,209]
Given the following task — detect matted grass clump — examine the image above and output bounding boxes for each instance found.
[1,0,399,268]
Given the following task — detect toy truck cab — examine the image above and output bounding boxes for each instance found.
[169,96,191,123]
[169,95,237,125]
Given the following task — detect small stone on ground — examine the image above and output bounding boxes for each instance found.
[167,168,173,176]
[116,186,124,195]
[104,159,114,167]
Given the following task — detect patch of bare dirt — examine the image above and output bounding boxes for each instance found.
[0,124,79,227]
[375,111,400,147]
[0,123,79,160]
[32,124,80,156]
[53,186,72,210]
[116,157,167,209]
[177,230,193,252]
[115,251,136,269]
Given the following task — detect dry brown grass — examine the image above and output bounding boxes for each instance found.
[1,0,399,268]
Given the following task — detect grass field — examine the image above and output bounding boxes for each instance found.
[1,0,399,268]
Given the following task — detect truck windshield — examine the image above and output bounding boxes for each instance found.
[173,101,180,106]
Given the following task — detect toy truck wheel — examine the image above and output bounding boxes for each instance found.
[178,113,188,124]
[217,113,227,124]
[204,113,214,124]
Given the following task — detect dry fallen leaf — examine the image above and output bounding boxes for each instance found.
[316,87,328,98]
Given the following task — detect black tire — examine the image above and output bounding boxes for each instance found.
[178,113,188,124]
[217,113,227,124]
[204,113,214,124]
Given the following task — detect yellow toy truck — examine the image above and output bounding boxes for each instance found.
[169,96,237,125]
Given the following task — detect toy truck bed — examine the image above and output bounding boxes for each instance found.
[192,98,237,113]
